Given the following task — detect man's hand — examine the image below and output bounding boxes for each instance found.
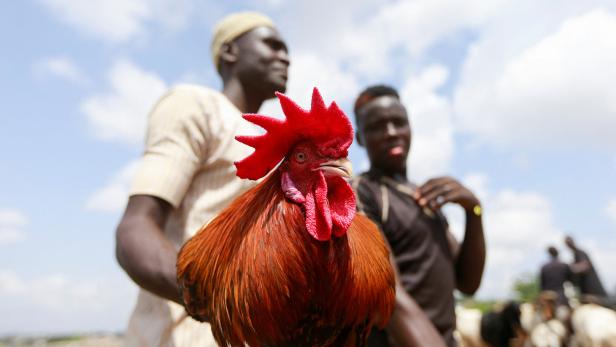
[413,176,480,213]
[571,260,591,274]
[414,176,486,295]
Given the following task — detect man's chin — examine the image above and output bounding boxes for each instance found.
[273,80,287,94]
[267,87,287,100]
[371,159,407,174]
[270,75,288,90]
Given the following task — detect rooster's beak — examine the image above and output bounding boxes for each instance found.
[318,158,352,179]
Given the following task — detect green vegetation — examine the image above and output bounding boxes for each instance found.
[457,297,499,313]
[456,272,541,314]
[512,272,539,303]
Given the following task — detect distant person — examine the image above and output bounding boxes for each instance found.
[564,236,607,300]
[115,12,289,347]
[539,246,572,307]
[353,85,486,347]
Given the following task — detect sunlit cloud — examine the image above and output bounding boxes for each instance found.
[86,161,139,213]
[0,209,27,245]
[0,270,136,334]
[401,65,454,183]
[444,175,564,298]
[455,8,616,149]
[41,0,150,43]
[40,0,196,43]
[605,198,616,226]
[81,59,167,145]
[33,56,89,85]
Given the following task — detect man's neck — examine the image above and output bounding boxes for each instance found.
[222,79,265,113]
[369,166,408,183]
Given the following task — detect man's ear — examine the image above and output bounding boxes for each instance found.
[219,42,239,65]
[355,131,364,147]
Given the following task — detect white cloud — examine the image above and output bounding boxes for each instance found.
[0,209,27,245]
[41,0,150,43]
[443,173,489,241]
[82,59,167,145]
[86,161,139,213]
[286,52,361,107]
[40,0,195,43]
[34,56,88,85]
[0,210,27,227]
[273,0,508,79]
[148,0,195,32]
[454,8,616,148]
[463,173,490,204]
[259,51,360,117]
[0,270,136,334]
[400,65,454,182]
[0,271,25,295]
[441,176,565,299]
[358,0,505,56]
[605,198,616,225]
[477,189,563,298]
[436,172,568,298]
[487,190,561,247]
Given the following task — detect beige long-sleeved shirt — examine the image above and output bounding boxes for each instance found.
[125,85,259,347]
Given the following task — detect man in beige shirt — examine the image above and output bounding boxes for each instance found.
[115,12,290,347]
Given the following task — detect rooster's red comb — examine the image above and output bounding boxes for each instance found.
[235,88,353,180]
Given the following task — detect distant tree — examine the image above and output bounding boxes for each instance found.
[512,273,539,302]
[455,292,498,313]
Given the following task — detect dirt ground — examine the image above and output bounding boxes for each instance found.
[0,335,122,347]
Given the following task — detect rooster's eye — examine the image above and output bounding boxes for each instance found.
[295,152,306,163]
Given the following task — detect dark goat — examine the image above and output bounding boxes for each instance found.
[480,301,522,347]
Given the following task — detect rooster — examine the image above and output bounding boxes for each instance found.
[177,88,395,347]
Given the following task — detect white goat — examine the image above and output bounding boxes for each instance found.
[455,303,567,347]
[455,306,489,347]
[570,304,616,347]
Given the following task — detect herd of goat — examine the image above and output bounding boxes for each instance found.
[455,292,616,347]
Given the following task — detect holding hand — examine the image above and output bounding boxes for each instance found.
[413,176,480,213]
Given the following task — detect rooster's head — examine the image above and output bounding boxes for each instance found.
[235,88,355,241]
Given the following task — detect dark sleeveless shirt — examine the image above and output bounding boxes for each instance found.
[355,171,457,347]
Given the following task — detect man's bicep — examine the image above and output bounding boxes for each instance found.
[123,195,173,226]
[116,195,172,253]
[446,229,460,260]
[115,195,183,303]
[116,195,172,269]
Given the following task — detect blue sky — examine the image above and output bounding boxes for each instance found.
[1,0,616,336]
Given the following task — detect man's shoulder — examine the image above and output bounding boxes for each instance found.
[544,260,569,271]
[148,84,234,126]
[354,172,418,193]
[162,84,224,102]
[352,172,378,192]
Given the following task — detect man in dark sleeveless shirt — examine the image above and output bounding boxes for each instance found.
[353,85,486,347]
[539,246,571,307]
[565,236,607,300]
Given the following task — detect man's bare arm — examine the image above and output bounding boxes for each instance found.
[385,255,447,347]
[455,211,485,295]
[415,176,486,295]
[116,195,182,304]
[387,286,447,347]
